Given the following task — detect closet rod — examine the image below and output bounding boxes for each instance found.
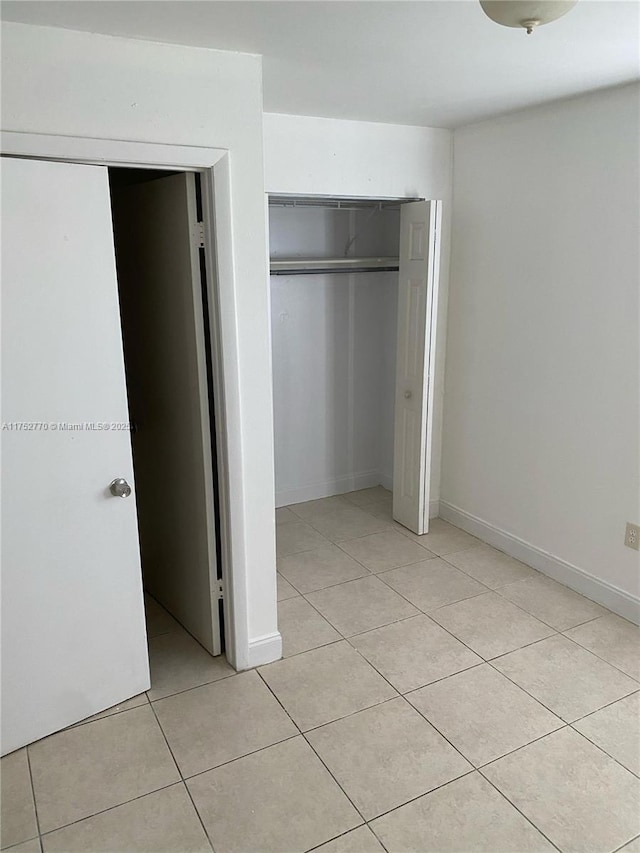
[270,257,399,275]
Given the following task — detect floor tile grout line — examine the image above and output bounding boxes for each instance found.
[176,732,303,786]
[362,509,480,556]
[488,587,609,632]
[567,718,640,779]
[486,649,640,736]
[612,834,640,853]
[487,590,610,635]
[478,723,601,774]
[285,503,394,550]
[560,613,618,631]
[260,634,476,747]
[558,631,640,684]
[304,824,389,853]
[283,559,485,654]
[332,533,436,569]
[281,504,480,571]
[147,669,238,705]
[430,565,571,635]
[435,544,620,638]
[475,768,564,853]
[467,724,570,772]
[367,822,392,853]
[366,561,565,663]
[373,568,492,618]
[24,744,42,840]
[279,629,488,798]
[278,554,373,596]
[367,565,548,665]
[283,694,404,738]
[280,636,345,661]
[348,644,487,697]
[569,686,640,724]
[301,734,369,827]
[346,767,477,827]
[253,668,370,828]
[68,695,151,731]
[300,587,423,641]
[397,660,493,698]
[146,697,217,853]
[35,780,187,842]
[483,657,574,722]
[0,838,43,853]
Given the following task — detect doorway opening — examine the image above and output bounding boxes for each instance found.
[109,167,224,660]
[268,194,441,542]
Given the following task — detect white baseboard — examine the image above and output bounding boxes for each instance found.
[243,631,282,669]
[429,499,440,519]
[276,470,382,507]
[439,501,640,625]
[378,472,393,491]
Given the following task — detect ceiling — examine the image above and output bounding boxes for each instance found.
[2,1,638,128]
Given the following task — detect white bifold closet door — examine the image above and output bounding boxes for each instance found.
[111,172,222,656]
[1,157,149,755]
[393,200,442,535]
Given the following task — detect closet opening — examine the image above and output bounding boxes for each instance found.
[109,167,224,660]
[269,193,442,543]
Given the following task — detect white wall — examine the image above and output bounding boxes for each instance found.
[443,83,640,620]
[1,23,279,667]
[264,113,453,508]
[269,206,399,504]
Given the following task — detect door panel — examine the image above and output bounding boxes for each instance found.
[392,200,442,535]
[110,172,221,655]
[1,157,149,754]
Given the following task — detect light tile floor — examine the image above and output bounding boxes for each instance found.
[2,489,640,853]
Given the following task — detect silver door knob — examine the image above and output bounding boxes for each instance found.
[109,478,132,498]
[404,390,412,399]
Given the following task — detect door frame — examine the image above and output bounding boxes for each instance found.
[1,131,242,668]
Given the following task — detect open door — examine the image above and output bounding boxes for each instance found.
[1,157,149,754]
[110,172,222,656]
[392,200,442,535]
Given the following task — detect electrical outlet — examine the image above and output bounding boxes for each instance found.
[625,522,640,551]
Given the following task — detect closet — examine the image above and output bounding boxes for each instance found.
[269,194,442,535]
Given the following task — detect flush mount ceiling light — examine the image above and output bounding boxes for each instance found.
[479,0,578,34]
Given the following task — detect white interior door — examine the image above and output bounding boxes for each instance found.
[110,172,222,655]
[392,200,442,535]
[1,157,149,755]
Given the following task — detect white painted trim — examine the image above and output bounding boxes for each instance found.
[0,131,252,669]
[429,499,440,519]
[245,631,283,669]
[276,470,383,507]
[1,131,226,169]
[439,500,640,625]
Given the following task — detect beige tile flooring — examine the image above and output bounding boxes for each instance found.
[2,488,640,853]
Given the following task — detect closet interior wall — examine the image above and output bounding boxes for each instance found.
[270,204,400,507]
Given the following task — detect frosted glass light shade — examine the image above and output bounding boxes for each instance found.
[480,1,578,33]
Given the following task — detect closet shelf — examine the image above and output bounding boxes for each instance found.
[270,257,399,276]
[269,194,423,211]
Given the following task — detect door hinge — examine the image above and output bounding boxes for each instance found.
[215,579,224,601]
[192,221,205,249]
